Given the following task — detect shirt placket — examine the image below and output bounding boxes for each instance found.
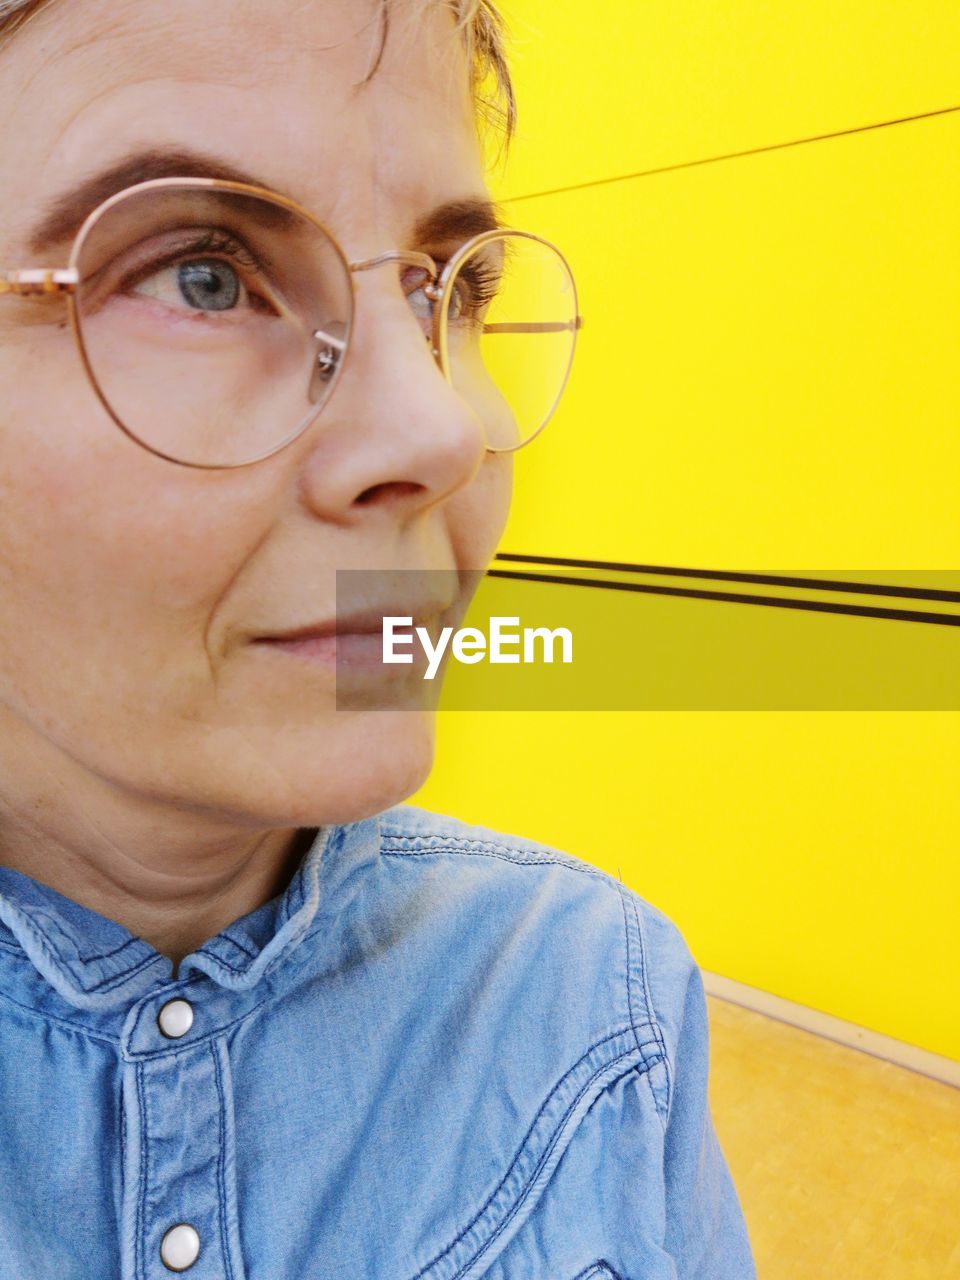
[120,981,248,1280]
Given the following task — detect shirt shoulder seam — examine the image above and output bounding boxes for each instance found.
[380,828,672,1116]
[380,829,614,884]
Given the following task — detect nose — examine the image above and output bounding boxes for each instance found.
[293,268,490,524]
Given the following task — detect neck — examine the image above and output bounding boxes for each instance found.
[0,733,317,969]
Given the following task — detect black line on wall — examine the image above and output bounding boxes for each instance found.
[486,568,960,628]
[493,553,960,604]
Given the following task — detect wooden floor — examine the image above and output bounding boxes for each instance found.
[705,995,960,1279]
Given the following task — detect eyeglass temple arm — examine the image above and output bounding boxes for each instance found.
[0,269,79,296]
[483,317,584,334]
[1,273,585,331]
[3,272,586,348]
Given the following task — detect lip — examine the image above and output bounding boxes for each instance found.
[252,611,448,675]
[254,602,451,645]
[257,631,392,670]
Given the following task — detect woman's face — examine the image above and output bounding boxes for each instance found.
[0,0,512,828]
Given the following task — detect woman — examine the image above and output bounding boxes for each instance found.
[0,0,757,1275]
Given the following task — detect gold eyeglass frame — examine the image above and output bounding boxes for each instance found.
[0,175,584,470]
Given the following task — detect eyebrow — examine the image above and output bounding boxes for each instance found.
[27,144,509,258]
[411,196,509,247]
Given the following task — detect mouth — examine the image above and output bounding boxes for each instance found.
[255,630,385,667]
[252,609,448,671]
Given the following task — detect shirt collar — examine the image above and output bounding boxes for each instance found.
[0,812,382,1012]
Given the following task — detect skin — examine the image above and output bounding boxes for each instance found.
[0,0,512,969]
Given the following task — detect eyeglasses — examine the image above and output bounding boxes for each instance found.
[0,177,583,469]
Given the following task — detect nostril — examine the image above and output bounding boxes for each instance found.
[355,480,425,506]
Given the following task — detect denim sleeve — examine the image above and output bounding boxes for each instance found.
[642,899,758,1279]
[476,888,758,1280]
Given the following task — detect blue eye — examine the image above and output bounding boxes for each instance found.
[172,259,241,311]
[399,257,503,336]
[122,230,277,317]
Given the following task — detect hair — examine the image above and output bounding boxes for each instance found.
[0,0,516,155]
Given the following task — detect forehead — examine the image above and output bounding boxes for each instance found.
[0,0,485,248]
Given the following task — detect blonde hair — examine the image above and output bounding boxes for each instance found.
[0,0,516,153]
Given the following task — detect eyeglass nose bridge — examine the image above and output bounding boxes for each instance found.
[350,247,443,335]
[308,250,444,403]
[348,249,439,279]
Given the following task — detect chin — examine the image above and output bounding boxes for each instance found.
[261,706,438,827]
[333,709,438,821]
[140,706,437,829]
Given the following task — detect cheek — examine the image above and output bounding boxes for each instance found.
[0,351,256,718]
[447,451,514,569]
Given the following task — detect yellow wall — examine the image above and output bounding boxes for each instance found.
[411,3,960,1061]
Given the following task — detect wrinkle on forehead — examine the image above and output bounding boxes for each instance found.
[3,0,472,101]
[4,0,389,100]
[0,0,481,257]
[2,0,472,145]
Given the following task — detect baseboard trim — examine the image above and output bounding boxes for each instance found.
[701,970,960,1089]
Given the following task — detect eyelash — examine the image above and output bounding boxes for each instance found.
[411,257,502,315]
[123,230,264,290]
[452,258,501,309]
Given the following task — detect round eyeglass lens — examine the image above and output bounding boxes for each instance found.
[72,183,354,467]
[439,231,579,452]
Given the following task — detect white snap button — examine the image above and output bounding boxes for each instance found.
[160,1222,200,1271]
[157,999,194,1039]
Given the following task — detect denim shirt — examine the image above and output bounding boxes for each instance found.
[0,802,757,1280]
